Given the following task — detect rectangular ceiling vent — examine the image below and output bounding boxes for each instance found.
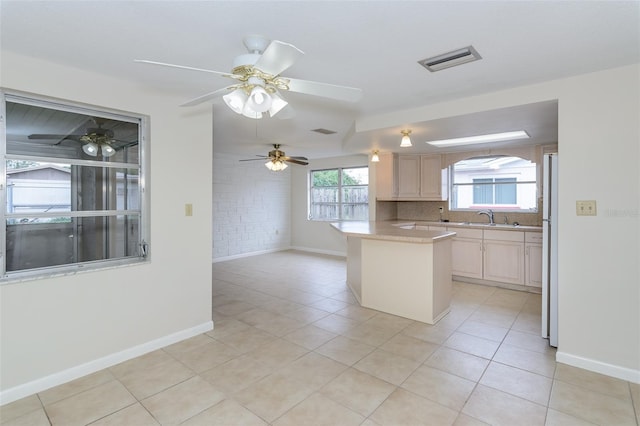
[418,46,482,72]
[312,128,337,135]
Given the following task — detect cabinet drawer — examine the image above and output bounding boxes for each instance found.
[452,228,483,239]
[429,225,447,232]
[483,229,524,242]
[525,232,543,243]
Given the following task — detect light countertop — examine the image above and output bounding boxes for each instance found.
[395,220,542,232]
[330,221,456,243]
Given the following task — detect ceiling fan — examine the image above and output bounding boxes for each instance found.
[135,35,363,118]
[240,144,308,171]
[28,118,131,157]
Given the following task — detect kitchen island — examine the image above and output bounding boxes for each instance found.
[331,221,456,324]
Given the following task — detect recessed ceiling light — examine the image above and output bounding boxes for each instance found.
[426,130,530,147]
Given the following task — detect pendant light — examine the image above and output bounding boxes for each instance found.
[400,130,412,147]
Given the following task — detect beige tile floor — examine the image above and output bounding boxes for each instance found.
[2,250,639,425]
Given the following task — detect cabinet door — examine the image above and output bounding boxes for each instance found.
[451,238,483,279]
[397,155,421,197]
[483,240,524,285]
[420,155,443,199]
[525,243,543,287]
[375,153,398,199]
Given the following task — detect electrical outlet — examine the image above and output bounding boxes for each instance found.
[439,207,444,213]
[576,200,597,216]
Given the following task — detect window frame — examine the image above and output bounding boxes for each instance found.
[308,166,369,222]
[1,89,150,282]
[449,156,538,213]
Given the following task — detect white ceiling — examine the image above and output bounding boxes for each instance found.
[2,1,639,160]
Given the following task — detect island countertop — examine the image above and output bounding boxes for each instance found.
[330,221,456,243]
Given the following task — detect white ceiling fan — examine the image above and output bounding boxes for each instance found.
[136,35,363,119]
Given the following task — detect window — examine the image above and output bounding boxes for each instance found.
[450,156,537,212]
[473,177,517,204]
[1,91,148,280]
[309,166,368,221]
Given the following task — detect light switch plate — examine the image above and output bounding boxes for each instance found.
[576,200,597,216]
[185,203,193,216]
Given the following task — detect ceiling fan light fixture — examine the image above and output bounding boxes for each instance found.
[246,86,272,113]
[101,143,116,157]
[268,91,288,117]
[400,130,412,147]
[82,141,98,156]
[242,106,262,119]
[265,159,288,171]
[223,88,248,114]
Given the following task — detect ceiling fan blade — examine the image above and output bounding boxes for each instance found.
[253,40,304,76]
[286,77,363,103]
[28,134,80,140]
[239,157,269,162]
[286,156,309,161]
[134,60,234,78]
[284,158,309,166]
[180,87,233,107]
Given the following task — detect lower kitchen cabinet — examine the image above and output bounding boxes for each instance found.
[418,223,542,290]
[525,232,543,288]
[483,239,525,285]
[451,228,483,279]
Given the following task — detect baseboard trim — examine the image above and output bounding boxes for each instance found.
[212,247,289,263]
[212,247,346,264]
[556,351,640,384]
[452,275,542,294]
[289,246,346,258]
[0,321,214,406]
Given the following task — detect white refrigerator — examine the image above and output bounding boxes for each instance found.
[542,153,558,347]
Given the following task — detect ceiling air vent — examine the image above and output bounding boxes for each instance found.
[418,46,482,72]
[312,128,337,135]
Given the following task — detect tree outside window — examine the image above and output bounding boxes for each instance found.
[310,167,368,221]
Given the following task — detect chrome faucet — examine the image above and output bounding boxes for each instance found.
[477,209,494,224]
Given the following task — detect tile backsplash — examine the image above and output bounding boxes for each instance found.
[377,200,543,226]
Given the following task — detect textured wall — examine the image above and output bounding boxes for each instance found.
[212,152,291,259]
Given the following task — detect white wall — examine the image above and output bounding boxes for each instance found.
[355,64,640,382]
[290,155,368,256]
[0,52,213,402]
[212,152,291,260]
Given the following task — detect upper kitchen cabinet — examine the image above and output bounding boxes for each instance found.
[375,153,447,201]
[420,155,446,200]
[398,155,421,197]
[375,152,399,199]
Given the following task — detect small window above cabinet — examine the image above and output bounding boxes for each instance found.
[375,153,447,201]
